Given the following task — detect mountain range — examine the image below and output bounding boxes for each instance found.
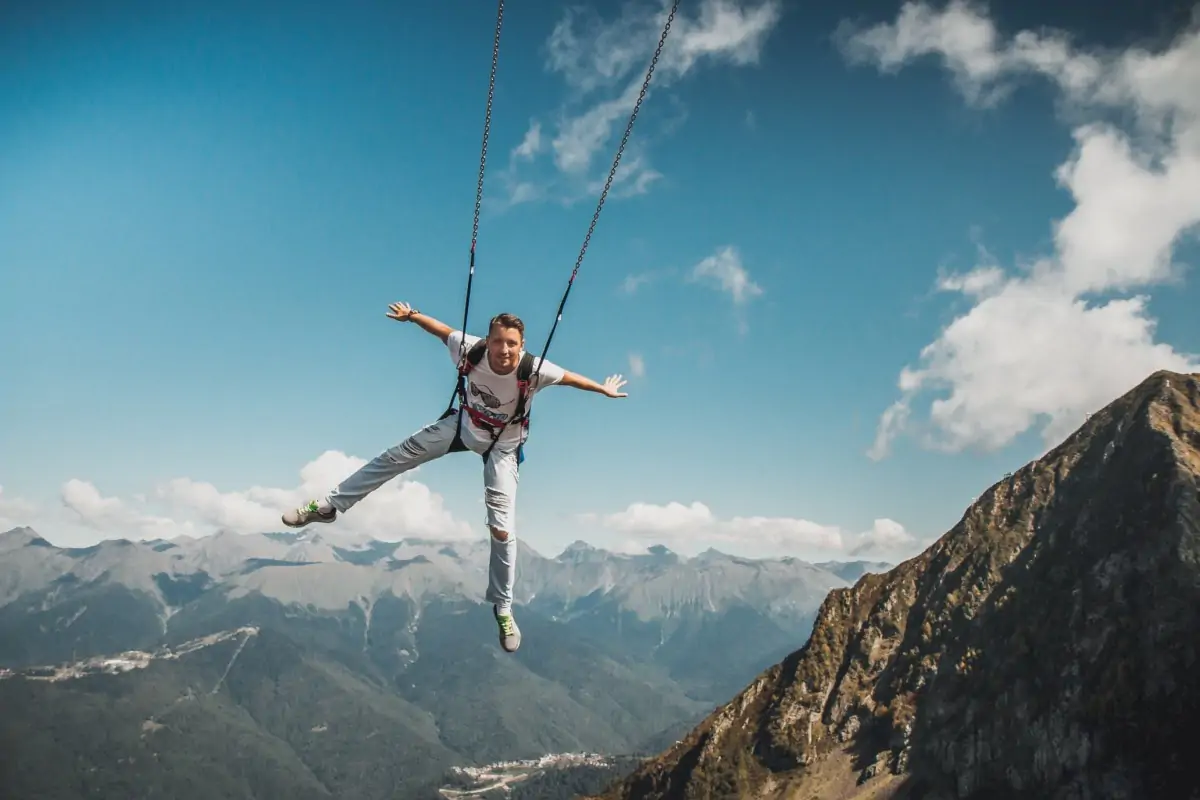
[591,369,1200,800]
[13,364,1196,800]
[0,520,886,798]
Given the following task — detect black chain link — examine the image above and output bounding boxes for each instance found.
[450,0,680,449]
[529,0,680,383]
[568,0,678,286]
[448,0,506,415]
[471,0,505,258]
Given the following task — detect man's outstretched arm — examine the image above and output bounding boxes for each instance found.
[559,371,628,398]
[387,301,452,343]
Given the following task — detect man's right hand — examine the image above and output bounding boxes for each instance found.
[386,302,417,322]
[385,302,453,343]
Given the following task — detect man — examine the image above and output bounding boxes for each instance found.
[281,301,628,653]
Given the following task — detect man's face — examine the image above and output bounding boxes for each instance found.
[486,324,522,374]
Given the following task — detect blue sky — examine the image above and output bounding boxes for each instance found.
[3,0,1199,561]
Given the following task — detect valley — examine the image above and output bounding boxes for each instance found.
[0,525,875,799]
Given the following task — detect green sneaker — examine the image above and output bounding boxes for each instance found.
[493,605,521,653]
[282,500,336,528]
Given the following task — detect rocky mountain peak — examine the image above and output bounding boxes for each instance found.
[592,369,1200,799]
[641,544,680,564]
[0,526,52,551]
[695,547,727,560]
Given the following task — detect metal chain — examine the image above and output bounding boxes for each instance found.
[527,0,680,388]
[568,0,678,286]
[471,0,505,258]
[447,0,506,415]
[458,0,679,444]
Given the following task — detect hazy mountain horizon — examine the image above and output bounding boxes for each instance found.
[1,523,898,569]
[0,518,891,798]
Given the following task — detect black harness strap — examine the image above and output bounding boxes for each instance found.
[448,341,536,462]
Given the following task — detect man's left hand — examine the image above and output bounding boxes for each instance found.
[602,375,628,398]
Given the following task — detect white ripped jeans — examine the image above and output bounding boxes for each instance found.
[324,414,520,610]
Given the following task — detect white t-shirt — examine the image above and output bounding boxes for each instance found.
[446,330,567,445]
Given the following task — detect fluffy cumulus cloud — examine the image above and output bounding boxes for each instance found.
[61,479,196,540]
[499,0,782,206]
[848,518,917,557]
[581,499,919,560]
[56,451,472,543]
[836,1,1200,459]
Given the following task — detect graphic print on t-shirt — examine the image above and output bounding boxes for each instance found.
[469,382,510,423]
[470,382,502,410]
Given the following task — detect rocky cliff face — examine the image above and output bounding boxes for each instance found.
[591,370,1200,800]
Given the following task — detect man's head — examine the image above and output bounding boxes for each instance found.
[485,313,524,374]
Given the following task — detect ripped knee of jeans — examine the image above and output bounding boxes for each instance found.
[490,527,510,542]
[394,437,426,460]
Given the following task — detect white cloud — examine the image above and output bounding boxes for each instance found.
[629,353,646,377]
[56,451,472,543]
[513,120,543,161]
[619,248,762,329]
[869,282,1198,458]
[502,0,781,206]
[494,122,547,207]
[547,0,782,98]
[583,153,664,197]
[848,518,917,558]
[839,1,1200,458]
[688,245,763,333]
[0,485,37,530]
[507,182,542,206]
[584,500,919,560]
[603,500,716,533]
[552,80,647,175]
[61,479,195,540]
[690,245,763,305]
[546,4,662,96]
[621,271,657,293]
